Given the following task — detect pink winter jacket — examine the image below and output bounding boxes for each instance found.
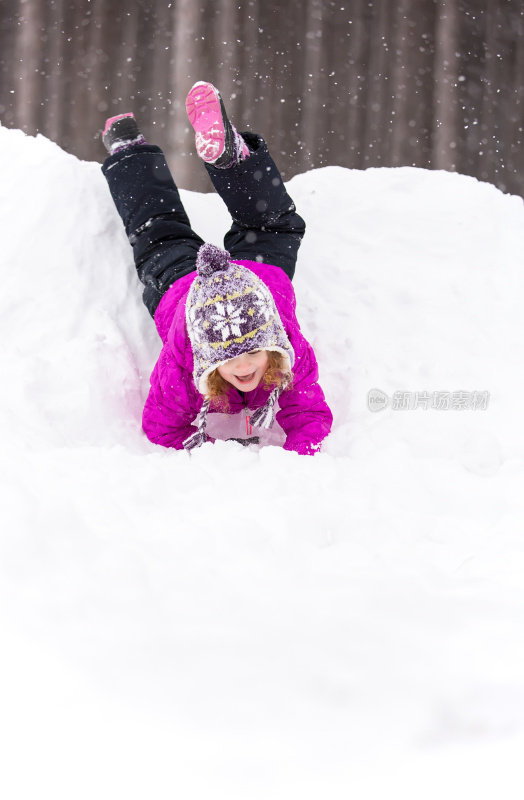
[143,260,333,455]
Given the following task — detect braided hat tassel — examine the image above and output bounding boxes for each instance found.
[183,397,211,451]
[249,382,288,430]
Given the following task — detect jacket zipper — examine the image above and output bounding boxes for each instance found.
[238,391,253,436]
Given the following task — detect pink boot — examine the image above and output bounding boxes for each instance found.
[185,81,250,168]
[102,113,147,155]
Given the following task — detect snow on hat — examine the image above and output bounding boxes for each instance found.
[183,243,295,450]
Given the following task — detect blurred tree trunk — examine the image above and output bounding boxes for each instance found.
[390,0,436,168]
[345,0,371,168]
[0,0,19,127]
[507,3,524,190]
[238,0,261,131]
[479,0,522,191]
[302,0,324,166]
[14,0,45,132]
[363,0,390,168]
[433,0,461,170]
[44,0,66,144]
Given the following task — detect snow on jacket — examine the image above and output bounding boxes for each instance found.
[142,260,333,455]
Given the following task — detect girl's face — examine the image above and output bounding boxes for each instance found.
[217,349,269,392]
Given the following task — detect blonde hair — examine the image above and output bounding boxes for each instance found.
[206,350,292,409]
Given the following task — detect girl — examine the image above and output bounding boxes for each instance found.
[101,81,332,455]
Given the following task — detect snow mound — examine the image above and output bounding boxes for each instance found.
[1,125,523,799]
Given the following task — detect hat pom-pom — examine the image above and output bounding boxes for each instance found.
[196,243,231,277]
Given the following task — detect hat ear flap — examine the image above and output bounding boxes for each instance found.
[183,397,211,451]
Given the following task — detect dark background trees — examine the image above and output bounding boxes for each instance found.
[1,0,523,194]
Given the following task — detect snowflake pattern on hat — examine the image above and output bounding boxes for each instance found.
[211,301,247,340]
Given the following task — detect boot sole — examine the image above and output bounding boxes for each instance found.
[186,82,234,164]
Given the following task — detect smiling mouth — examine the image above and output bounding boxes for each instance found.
[235,371,256,383]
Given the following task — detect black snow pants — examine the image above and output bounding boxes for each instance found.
[101,132,306,317]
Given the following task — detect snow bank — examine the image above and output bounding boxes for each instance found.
[1,124,523,799]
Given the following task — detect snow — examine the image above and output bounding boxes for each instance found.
[1,123,523,799]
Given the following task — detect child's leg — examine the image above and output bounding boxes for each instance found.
[186,83,305,281]
[204,132,305,281]
[102,143,204,316]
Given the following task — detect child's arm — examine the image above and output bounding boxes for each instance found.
[276,335,333,456]
[142,347,201,450]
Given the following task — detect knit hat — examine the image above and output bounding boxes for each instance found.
[183,243,295,450]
